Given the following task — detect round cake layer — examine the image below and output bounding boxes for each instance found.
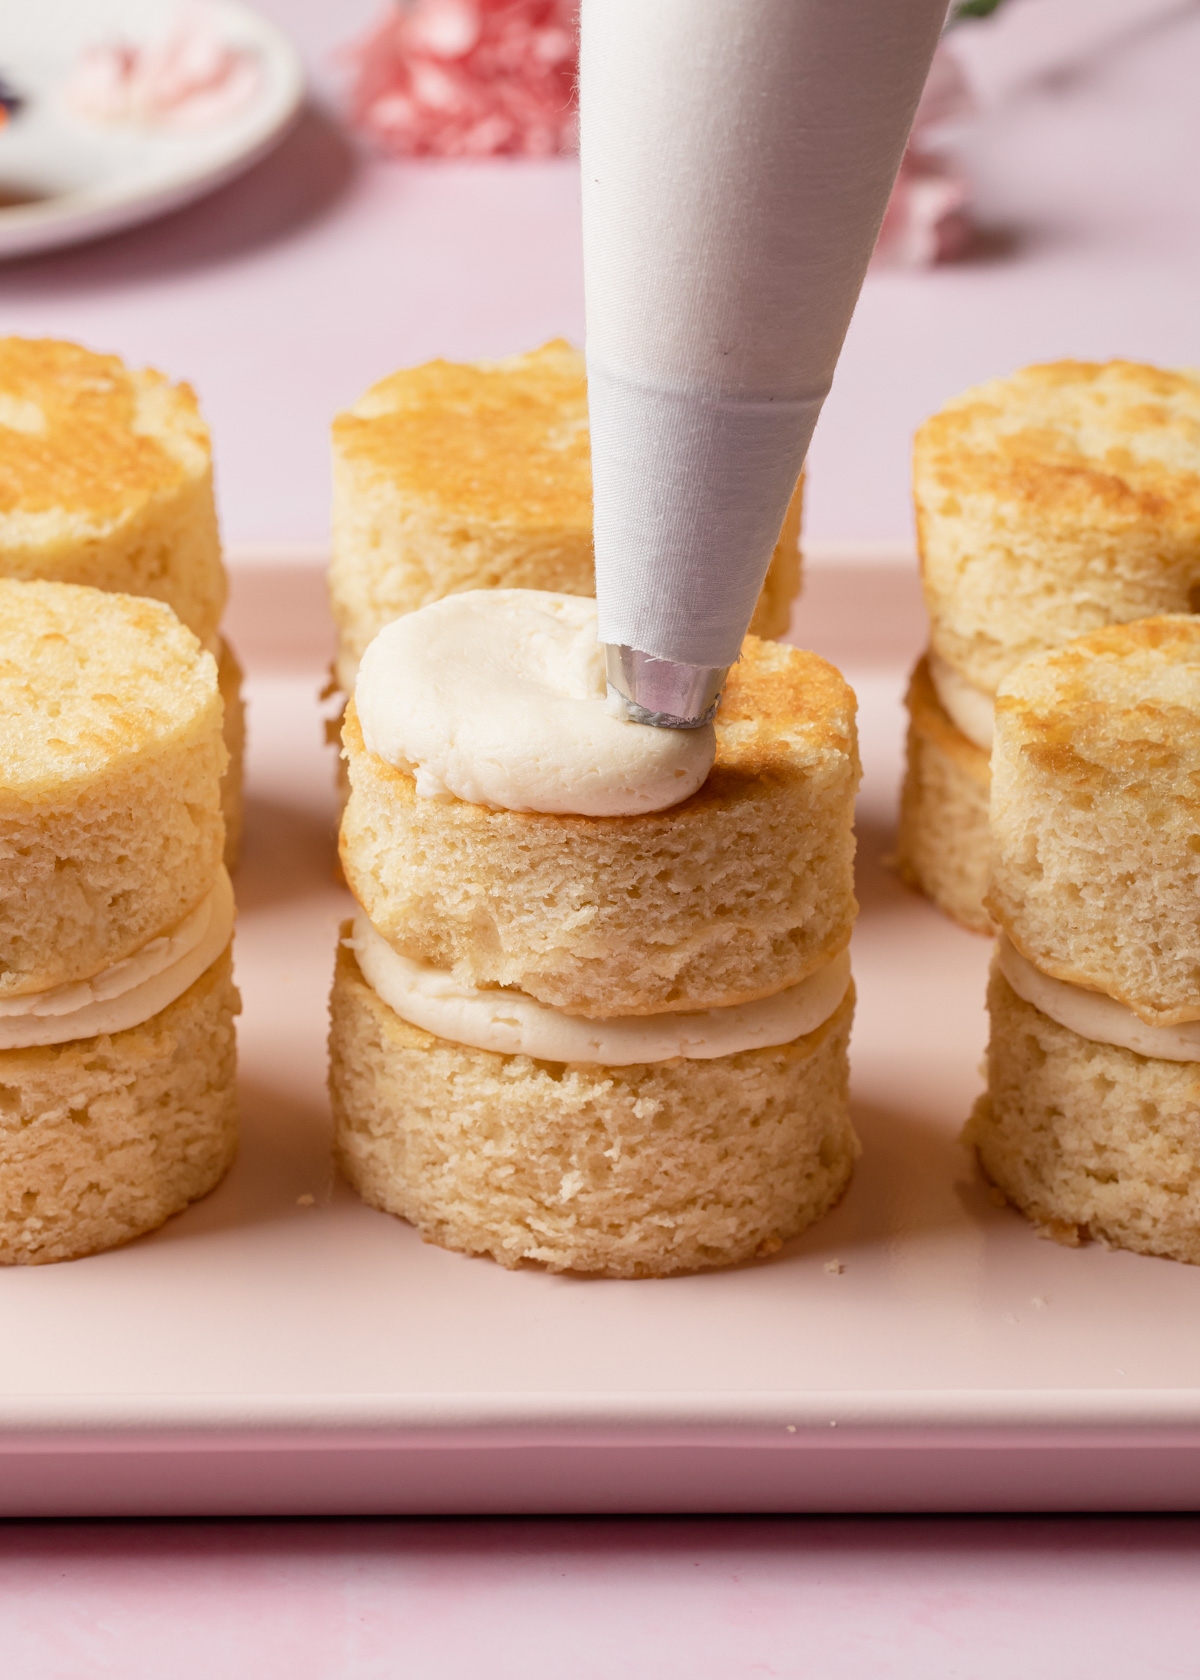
[341,635,859,1017]
[895,655,991,934]
[989,615,1200,1026]
[329,943,857,1278]
[329,340,802,689]
[0,580,226,996]
[915,359,1200,695]
[969,965,1200,1264]
[0,945,239,1265]
[0,337,226,646]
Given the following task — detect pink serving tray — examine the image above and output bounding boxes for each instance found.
[2,550,1200,1519]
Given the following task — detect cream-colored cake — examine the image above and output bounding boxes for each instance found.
[0,337,245,865]
[988,616,1200,1026]
[972,615,1200,1262]
[916,359,1200,696]
[330,940,856,1278]
[341,634,859,1018]
[331,591,860,1276]
[0,948,240,1265]
[0,580,225,997]
[895,658,991,933]
[902,360,1200,929]
[329,340,803,690]
[0,578,237,1264]
[969,965,1200,1264]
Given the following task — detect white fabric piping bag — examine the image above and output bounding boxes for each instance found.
[580,0,948,724]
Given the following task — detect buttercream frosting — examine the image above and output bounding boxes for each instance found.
[351,911,850,1065]
[0,869,235,1049]
[354,589,716,816]
[928,651,994,751]
[997,936,1200,1063]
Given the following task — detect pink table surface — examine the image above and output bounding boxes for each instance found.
[4,0,1200,1665]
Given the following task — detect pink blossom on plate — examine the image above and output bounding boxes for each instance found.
[343,0,578,159]
[64,0,261,132]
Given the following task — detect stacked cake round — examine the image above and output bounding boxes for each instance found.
[897,359,1200,931]
[329,591,860,1276]
[968,617,1200,1262]
[0,337,246,864]
[0,580,239,1264]
[329,341,804,694]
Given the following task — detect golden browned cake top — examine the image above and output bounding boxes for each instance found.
[0,338,207,525]
[333,339,591,530]
[0,579,217,797]
[712,635,855,782]
[915,360,1200,531]
[996,616,1200,798]
[345,633,856,812]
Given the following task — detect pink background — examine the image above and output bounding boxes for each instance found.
[4,0,1200,1668]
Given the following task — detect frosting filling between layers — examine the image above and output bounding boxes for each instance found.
[0,869,235,1049]
[350,911,851,1065]
[997,936,1200,1063]
[928,652,994,751]
[354,589,716,816]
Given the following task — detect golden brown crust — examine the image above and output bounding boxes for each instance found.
[0,338,226,644]
[0,338,194,520]
[915,360,1200,693]
[0,580,226,995]
[340,636,859,1017]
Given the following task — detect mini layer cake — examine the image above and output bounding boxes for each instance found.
[968,617,1200,1262]
[0,337,245,864]
[329,340,803,692]
[330,591,859,1277]
[898,360,1200,931]
[0,581,238,1264]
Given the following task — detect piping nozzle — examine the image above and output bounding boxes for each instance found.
[604,644,726,730]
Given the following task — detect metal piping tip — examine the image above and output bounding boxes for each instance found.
[604,644,726,730]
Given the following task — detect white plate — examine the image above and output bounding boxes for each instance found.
[3,551,1200,1520]
[0,0,303,258]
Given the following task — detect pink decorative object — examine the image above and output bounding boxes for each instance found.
[875,41,975,267]
[65,1,261,132]
[344,0,578,159]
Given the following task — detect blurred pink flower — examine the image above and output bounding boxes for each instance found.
[65,0,260,131]
[875,41,976,267]
[344,0,578,159]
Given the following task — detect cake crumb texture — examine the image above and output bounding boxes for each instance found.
[970,966,1200,1265]
[329,943,857,1278]
[989,615,1200,1025]
[329,340,802,684]
[0,580,226,997]
[0,337,226,645]
[217,635,245,869]
[0,946,239,1265]
[895,656,992,933]
[915,359,1200,693]
[341,635,859,1017]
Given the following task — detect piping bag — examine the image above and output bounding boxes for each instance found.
[581,0,948,727]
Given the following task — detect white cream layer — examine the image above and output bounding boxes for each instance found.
[351,912,850,1065]
[997,936,1200,1063]
[354,590,716,816]
[928,652,994,752]
[0,869,235,1050]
